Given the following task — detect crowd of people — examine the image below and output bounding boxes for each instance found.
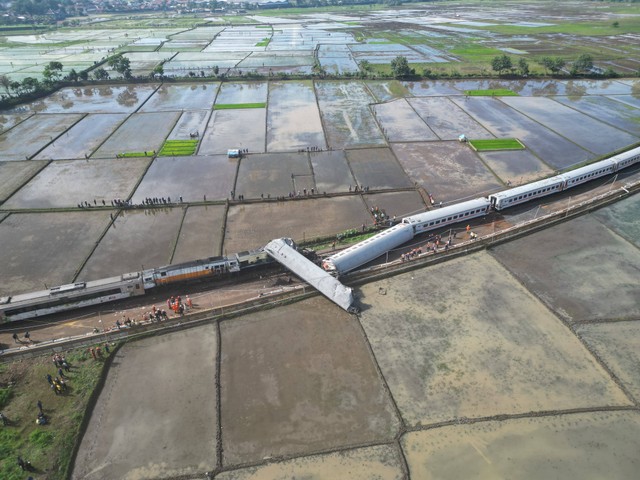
[77,196,186,210]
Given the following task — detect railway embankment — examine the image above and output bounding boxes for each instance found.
[2,177,638,363]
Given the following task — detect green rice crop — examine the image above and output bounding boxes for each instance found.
[465,89,519,96]
[159,139,199,156]
[214,103,266,110]
[469,138,525,151]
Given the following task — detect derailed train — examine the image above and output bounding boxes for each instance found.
[0,248,272,322]
[322,146,640,274]
[1,146,639,323]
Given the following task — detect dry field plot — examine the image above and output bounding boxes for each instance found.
[217,444,404,480]
[391,142,502,203]
[223,196,368,252]
[132,155,237,203]
[220,299,400,465]
[357,252,630,426]
[0,212,110,295]
[2,157,151,209]
[402,412,640,479]
[491,214,640,323]
[72,326,218,480]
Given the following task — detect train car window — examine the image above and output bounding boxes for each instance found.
[160,272,167,277]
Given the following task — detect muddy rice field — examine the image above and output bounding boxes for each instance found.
[70,194,640,479]
[0,76,633,292]
[0,72,639,479]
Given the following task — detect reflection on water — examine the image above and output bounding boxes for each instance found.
[565,81,587,101]
[117,87,139,107]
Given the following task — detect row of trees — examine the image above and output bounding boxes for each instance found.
[383,53,616,79]
[0,53,135,99]
[490,53,597,76]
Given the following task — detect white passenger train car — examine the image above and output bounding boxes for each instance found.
[322,223,414,274]
[404,198,491,232]
[324,198,491,274]
[489,176,566,211]
[559,159,616,189]
[611,146,640,170]
[0,273,145,322]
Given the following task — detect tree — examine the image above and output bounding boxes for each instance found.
[43,61,63,82]
[359,60,372,73]
[491,54,512,75]
[107,54,131,79]
[612,21,619,28]
[573,54,593,74]
[21,76,40,93]
[93,68,109,80]
[0,75,12,97]
[66,68,79,82]
[152,64,164,78]
[390,56,414,78]
[539,56,565,75]
[79,70,89,81]
[517,58,529,77]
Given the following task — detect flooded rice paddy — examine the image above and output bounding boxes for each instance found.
[0,2,637,477]
[0,78,638,293]
[73,195,640,478]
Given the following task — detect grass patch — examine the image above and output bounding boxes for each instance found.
[214,102,266,110]
[0,345,115,480]
[29,429,55,448]
[255,38,270,47]
[0,386,12,408]
[468,138,525,151]
[159,139,198,156]
[465,89,519,96]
